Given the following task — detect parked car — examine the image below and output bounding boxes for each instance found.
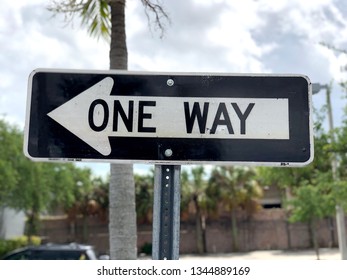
[1,243,108,260]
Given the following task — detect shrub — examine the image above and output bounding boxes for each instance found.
[0,236,41,258]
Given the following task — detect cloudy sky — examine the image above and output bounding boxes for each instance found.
[1,0,347,177]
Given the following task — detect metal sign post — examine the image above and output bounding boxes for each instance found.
[152,165,181,260]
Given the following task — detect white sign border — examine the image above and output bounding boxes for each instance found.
[24,68,314,167]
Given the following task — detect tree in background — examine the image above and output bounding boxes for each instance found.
[287,183,332,260]
[49,0,169,259]
[181,166,213,254]
[64,174,110,242]
[135,172,154,224]
[0,118,93,239]
[0,119,23,203]
[257,111,336,255]
[208,166,262,252]
[90,176,109,221]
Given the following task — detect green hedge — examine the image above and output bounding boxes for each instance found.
[0,236,41,258]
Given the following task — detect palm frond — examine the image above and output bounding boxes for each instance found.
[49,0,111,41]
[81,0,111,40]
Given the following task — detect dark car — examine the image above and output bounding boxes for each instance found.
[1,243,107,260]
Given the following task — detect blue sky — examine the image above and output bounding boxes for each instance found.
[1,0,347,177]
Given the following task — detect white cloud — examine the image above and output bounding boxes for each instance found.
[0,1,109,127]
[2,0,347,176]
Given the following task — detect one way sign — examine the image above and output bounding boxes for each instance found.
[24,69,313,166]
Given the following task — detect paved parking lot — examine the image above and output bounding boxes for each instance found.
[179,248,341,260]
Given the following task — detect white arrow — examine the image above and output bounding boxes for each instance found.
[47,77,114,156]
[47,76,290,157]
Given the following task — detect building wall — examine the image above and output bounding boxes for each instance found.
[0,207,25,239]
[39,209,341,256]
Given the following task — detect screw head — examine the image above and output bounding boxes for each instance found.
[167,79,174,86]
[164,149,173,157]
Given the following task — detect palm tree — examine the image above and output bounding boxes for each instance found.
[135,172,154,224]
[209,166,262,252]
[49,0,168,259]
[181,166,210,254]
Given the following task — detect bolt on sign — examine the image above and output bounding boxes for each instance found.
[24,69,313,166]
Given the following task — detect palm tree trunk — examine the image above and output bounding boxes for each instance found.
[309,219,320,260]
[285,213,292,249]
[82,215,88,243]
[109,0,127,69]
[194,198,206,254]
[231,207,239,252]
[108,0,137,259]
[109,164,137,259]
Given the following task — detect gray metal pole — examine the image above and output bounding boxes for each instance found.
[152,165,181,260]
[325,86,347,259]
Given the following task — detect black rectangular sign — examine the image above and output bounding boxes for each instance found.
[24,69,313,166]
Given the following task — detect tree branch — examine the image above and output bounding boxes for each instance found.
[140,0,170,38]
[47,0,87,24]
